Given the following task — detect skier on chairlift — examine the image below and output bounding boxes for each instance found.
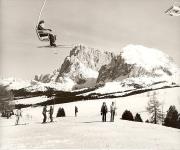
[37,20,57,47]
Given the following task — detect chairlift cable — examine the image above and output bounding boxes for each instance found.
[36,0,50,42]
[37,0,47,25]
[35,0,76,47]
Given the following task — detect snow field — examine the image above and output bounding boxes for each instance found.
[1,115,180,149]
[1,87,180,149]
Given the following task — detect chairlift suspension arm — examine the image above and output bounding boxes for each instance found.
[37,0,47,24]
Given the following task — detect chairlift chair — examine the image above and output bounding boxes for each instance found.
[165,1,180,16]
[36,0,50,42]
[36,26,49,41]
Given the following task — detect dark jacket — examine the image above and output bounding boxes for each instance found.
[49,106,54,115]
[37,24,44,30]
[75,107,78,113]
[101,105,108,114]
[42,106,47,115]
[37,24,51,31]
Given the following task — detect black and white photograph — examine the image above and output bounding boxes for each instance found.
[0,0,180,149]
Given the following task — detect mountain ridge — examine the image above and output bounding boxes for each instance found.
[1,44,180,92]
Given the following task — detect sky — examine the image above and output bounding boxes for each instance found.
[1,0,180,80]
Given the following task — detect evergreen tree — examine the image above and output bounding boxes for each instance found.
[134,113,143,122]
[57,107,66,117]
[46,87,54,98]
[145,119,149,123]
[0,86,14,113]
[177,114,180,129]
[146,91,162,124]
[164,105,179,128]
[121,110,134,121]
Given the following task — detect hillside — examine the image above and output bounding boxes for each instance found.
[1,87,180,149]
[13,86,180,116]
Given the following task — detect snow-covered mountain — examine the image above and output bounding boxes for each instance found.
[0,77,31,90]
[1,44,180,92]
[34,45,114,90]
[97,45,180,86]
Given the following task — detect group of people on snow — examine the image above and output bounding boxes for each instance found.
[13,105,54,125]
[42,102,116,123]
[42,105,78,123]
[14,107,32,125]
[11,101,116,125]
[42,105,54,123]
[101,102,117,122]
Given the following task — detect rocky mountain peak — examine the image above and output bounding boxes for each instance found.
[34,45,115,90]
[2,44,180,91]
[58,45,114,76]
[97,45,180,84]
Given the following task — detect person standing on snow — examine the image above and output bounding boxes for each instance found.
[15,107,22,125]
[49,106,54,122]
[75,106,78,117]
[42,105,47,123]
[101,102,108,122]
[110,102,116,122]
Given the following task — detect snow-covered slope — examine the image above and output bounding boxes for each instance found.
[1,87,180,149]
[14,87,180,115]
[1,115,180,149]
[0,78,71,92]
[122,45,176,70]
[0,77,31,90]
